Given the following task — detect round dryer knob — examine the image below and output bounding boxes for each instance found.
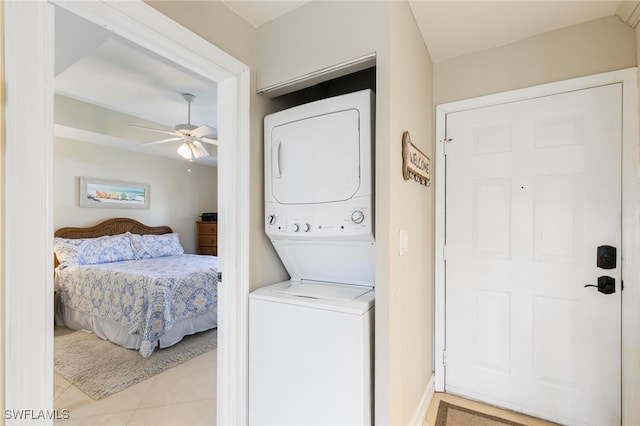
[351,210,365,224]
[303,223,311,232]
[267,214,276,225]
[292,223,300,232]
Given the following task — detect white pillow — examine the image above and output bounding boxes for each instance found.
[54,233,136,269]
[128,232,184,259]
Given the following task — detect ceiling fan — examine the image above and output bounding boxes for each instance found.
[130,93,218,161]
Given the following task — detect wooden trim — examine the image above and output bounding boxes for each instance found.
[55,218,172,239]
[3,0,55,413]
[216,67,251,425]
[410,373,435,425]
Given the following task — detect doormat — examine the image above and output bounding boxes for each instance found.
[435,401,527,426]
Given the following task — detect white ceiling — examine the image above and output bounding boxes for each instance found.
[409,1,622,63]
[54,7,219,165]
[55,1,630,166]
[223,0,626,63]
[221,0,312,28]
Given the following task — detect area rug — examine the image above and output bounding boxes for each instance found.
[54,328,217,400]
[435,401,527,426]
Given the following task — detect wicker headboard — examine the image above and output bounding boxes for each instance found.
[54,218,173,268]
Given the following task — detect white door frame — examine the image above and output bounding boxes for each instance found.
[434,68,640,425]
[3,1,250,424]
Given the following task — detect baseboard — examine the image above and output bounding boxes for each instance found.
[410,373,436,425]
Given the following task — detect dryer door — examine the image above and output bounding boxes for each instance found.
[270,109,361,204]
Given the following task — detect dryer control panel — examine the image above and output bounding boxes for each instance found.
[265,199,373,240]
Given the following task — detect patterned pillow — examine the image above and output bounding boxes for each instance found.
[54,233,136,269]
[128,233,184,259]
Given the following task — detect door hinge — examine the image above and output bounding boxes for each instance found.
[442,244,448,261]
[217,272,222,282]
[442,350,447,366]
[441,138,452,155]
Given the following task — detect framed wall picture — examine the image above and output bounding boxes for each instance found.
[79,177,150,209]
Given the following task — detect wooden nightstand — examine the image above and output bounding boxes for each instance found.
[196,221,218,256]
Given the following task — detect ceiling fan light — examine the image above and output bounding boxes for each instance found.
[177,142,194,160]
[177,140,209,161]
[192,140,209,158]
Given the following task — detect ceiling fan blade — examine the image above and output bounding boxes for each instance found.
[143,137,184,145]
[192,140,209,158]
[197,136,219,146]
[191,124,217,139]
[129,124,179,137]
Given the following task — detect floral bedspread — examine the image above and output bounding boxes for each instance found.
[56,254,218,357]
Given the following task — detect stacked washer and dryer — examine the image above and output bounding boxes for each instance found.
[249,89,375,425]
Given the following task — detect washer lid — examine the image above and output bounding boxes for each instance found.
[272,280,372,302]
[250,280,375,314]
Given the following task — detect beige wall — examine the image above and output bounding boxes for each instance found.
[54,138,216,253]
[386,2,434,423]
[434,16,636,105]
[256,1,387,92]
[147,0,288,290]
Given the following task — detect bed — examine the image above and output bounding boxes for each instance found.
[54,218,218,357]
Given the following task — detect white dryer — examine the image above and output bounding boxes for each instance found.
[264,89,375,286]
[250,89,376,425]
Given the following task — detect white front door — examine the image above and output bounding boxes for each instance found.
[444,83,622,425]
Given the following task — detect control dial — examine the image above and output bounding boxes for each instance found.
[351,210,365,224]
[293,223,300,232]
[267,214,276,225]
[302,223,311,232]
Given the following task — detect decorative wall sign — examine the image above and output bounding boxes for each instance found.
[79,177,150,209]
[402,131,431,187]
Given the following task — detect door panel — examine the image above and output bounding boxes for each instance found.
[445,84,622,425]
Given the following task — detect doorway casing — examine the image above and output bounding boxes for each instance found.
[3,1,250,423]
[434,68,640,425]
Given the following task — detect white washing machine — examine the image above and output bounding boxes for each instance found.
[249,280,374,425]
[250,89,375,425]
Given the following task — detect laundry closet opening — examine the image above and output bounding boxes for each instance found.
[249,64,378,425]
[267,66,376,113]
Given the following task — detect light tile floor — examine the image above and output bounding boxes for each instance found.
[424,392,558,426]
[55,324,554,426]
[54,327,217,426]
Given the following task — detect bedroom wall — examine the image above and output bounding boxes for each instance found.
[434,15,635,104]
[147,0,290,291]
[54,137,217,254]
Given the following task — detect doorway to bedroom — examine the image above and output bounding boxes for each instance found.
[4,1,250,423]
[52,5,220,422]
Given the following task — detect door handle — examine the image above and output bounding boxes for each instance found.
[597,245,616,269]
[273,139,282,179]
[584,276,615,295]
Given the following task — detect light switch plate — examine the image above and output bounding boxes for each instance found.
[399,229,409,255]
